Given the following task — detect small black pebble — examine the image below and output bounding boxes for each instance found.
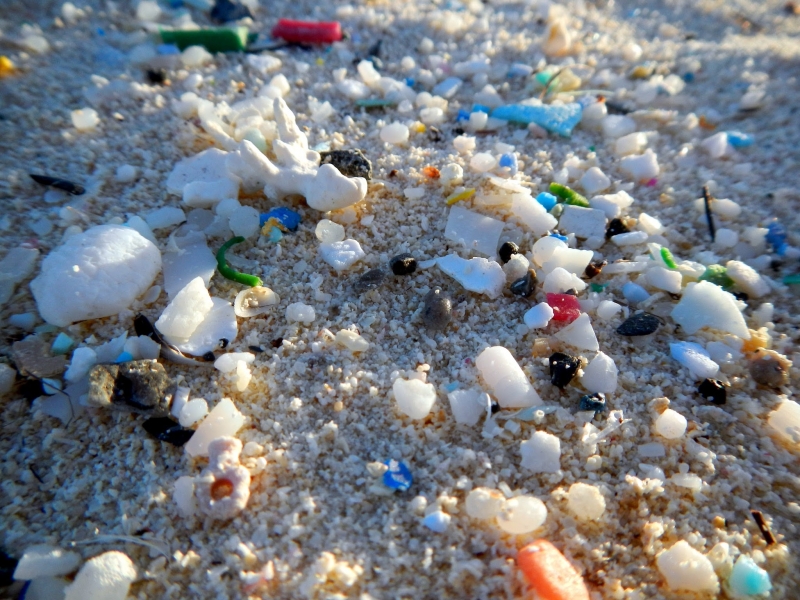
[698,378,726,405]
[616,312,660,336]
[210,0,253,23]
[510,269,537,297]
[142,417,194,447]
[733,291,749,302]
[584,260,607,279]
[498,241,519,264]
[202,351,215,361]
[271,337,284,348]
[0,549,17,588]
[605,218,629,239]
[490,400,500,414]
[579,392,607,413]
[422,287,452,331]
[219,338,229,349]
[146,68,167,84]
[549,352,581,389]
[453,127,465,135]
[390,253,417,276]
[29,173,85,195]
[319,149,373,180]
[248,345,264,353]
[428,126,443,143]
[354,268,387,294]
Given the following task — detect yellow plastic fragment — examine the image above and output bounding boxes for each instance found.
[445,188,476,205]
[315,57,325,66]
[0,56,15,78]
[411,122,426,134]
[260,217,287,236]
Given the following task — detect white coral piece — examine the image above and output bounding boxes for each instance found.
[194,437,251,520]
[226,98,368,211]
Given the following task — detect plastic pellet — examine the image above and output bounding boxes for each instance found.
[546,293,581,323]
[389,253,417,276]
[422,288,452,331]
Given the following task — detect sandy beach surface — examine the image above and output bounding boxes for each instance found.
[1,0,800,598]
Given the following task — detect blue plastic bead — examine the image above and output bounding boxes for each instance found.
[260,207,301,232]
[471,104,490,114]
[383,460,413,491]
[491,102,583,137]
[729,555,772,596]
[622,282,650,304]
[726,131,754,148]
[499,154,515,168]
[579,393,607,413]
[766,222,788,256]
[549,232,568,243]
[536,192,557,211]
[456,109,470,122]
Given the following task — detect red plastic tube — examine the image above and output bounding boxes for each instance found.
[271,19,343,44]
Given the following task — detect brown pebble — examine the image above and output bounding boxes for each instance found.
[11,336,67,378]
[749,349,790,388]
[713,516,726,529]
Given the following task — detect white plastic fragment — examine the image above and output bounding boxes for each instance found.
[475,346,542,408]
[173,475,197,517]
[567,483,606,520]
[510,194,558,236]
[726,260,769,298]
[671,281,750,339]
[448,389,487,426]
[229,205,260,239]
[167,148,241,208]
[555,313,599,351]
[286,302,316,324]
[234,286,280,317]
[601,115,636,138]
[701,132,729,159]
[767,399,800,444]
[13,545,81,580]
[503,254,530,281]
[380,123,410,145]
[670,342,720,378]
[184,397,245,457]
[558,205,607,239]
[179,398,209,427]
[496,495,547,534]
[155,277,213,342]
[0,246,39,306]
[612,231,649,246]
[542,247,594,276]
[579,167,611,195]
[422,510,451,533]
[64,347,97,382]
[319,239,366,271]
[590,190,635,219]
[444,206,504,256]
[646,266,683,293]
[161,236,215,298]
[31,225,161,327]
[520,431,561,472]
[655,408,688,439]
[71,108,100,131]
[637,213,664,236]
[671,473,702,492]
[393,377,437,419]
[63,551,137,600]
[615,132,647,156]
[620,149,660,181]
[436,254,506,298]
[596,300,622,320]
[145,207,186,230]
[580,352,618,394]
[532,236,566,267]
[465,487,505,520]
[524,303,554,329]
[543,267,586,294]
[656,541,719,592]
[335,330,369,352]
[315,219,345,243]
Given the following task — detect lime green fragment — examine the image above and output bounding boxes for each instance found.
[783,274,800,285]
[590,282,608,293]
[445,188,475,205]
[698,264,734,289]
[159,27,250,52]
[355,98,395,108]
[549,183,589,207]
[660,247,677,269]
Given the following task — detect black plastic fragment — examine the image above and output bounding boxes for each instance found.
[142,417,194,446]
[549,352,581,389]
[703,185,716,242]
[249,345,264,353]
[616,312,660,336]
[319,149,372,180]
[584,260,607,279]
[422,288,452,331]
[389,253,417,276]
[0,549,17,588]
[510,270,537,297]
[146,68,167,84]
[604,100,633,115]
[698,378,726,404]
[605,218,629,239]
[29,173,85,195]
[210,0,253,23]
[270,337,283,348]
[579,392,607,413]
[498,241,519,264]
[354,268,387,294]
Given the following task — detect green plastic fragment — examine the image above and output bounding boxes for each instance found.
[216,237,262,287]
[51,332,74,355]
[590,282,608,293]
[159,27,250,52]
[549,183,589,207]
[783,274,800,285]
[660,247,677,269]
[355,98,395,108]
[698,264,734,289]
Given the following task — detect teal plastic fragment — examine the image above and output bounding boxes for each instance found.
[491,102,583,137]
[268,227,283,243]
[355,98,395,108]
[729,555,771,596]
[115,351,134,363]
[51,332,75,355]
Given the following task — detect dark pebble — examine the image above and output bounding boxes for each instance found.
[490,400,500,413]
[605,218,629,239]
[248,345,264,353]
[749,350,790,388]
[18,378,45,402]
[698,379,726,404]
[584,260,607,279]
[210,0,253,23]
[498,241,519,264]
[319,149,373,180]
[29,173,85,195]
[271,337,284,348]
[146,68,167,84]
[616,312,660,336]
[354,268,387,294]
[389,253,417,276]
[142,417,194,447]
[733,291,749,302]
[202,351,215,362]
[549,352,581,389]
[0,549,17,588]
[422,288,452,331]
[579,392,607,413]
[218,338,229,349]
[510,269,537,297]
[87,360,174,416]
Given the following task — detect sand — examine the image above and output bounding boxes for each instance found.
[1,0,800,598]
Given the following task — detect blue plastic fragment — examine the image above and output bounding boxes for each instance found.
[766,222,788,256]
[268,227,283,243]
[622,282,650,304]
[726,131,754,148]
[443,382,459,393]
[312,141,331,152]
[498,153,517,174]
[157,44,181,55]
[404,77,415,88]
[260,207,301,231]
[549,231,568,242]
[536,192,558,211]
[383,459,412,491]
[51,332,75,356]
[96,27,106,36]
[432,76,463,99]
[456,109,470,122]
[491,102,583,137]
[729,555,772,596]
[471,104,490,114]
[115,351,134,363]
[683,72,695,83]
[507,63,533,78]
[579,393,607,413]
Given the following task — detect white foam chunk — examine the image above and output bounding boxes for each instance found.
[319,239,365,271]
[579,167,611,195]
[620,149,660,181]
[380,123,409,145]
[670,342,719,378]
[524,302,554,329]
[447,389,487,426]
[393,377,437,419]
[71,108,100,131]
[185,397,245,457]
[581,352,618,394]
[30,225,161,327]
[558,205,607,239]
[520,431,561,472]
[496,495,547,534]
[671,281,750,339]
[511,194,558,236]
[726,260,769,298]
[555,313,599,351]
[543,267,586,294]
[646,266,683,293]
[162,239,216,299]
[701,132,729,158]
[657,541,719,592]
[542,246,594,276]
[590,190,635,219]
[768,399,800,443]
[465,487,505,519]
[655,408,688,439]
[476,346,542,408]
[145,207,186,230]
[286,302,316,324]
[567,483,606,520]
[179,398,209,427]
[64,551,137,600]
[155,277,213,343]
[436,254,506,298]
[444,206,504,256]
[532,236,567,267]
[14,545,81,580]
[503,254,530,281]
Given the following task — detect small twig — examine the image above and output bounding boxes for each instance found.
[539,68,566,101]
[702,185,716,242]
[750,510,777,545]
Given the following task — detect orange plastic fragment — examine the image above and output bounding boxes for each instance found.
[517,540,590,600]
[698,115,716,130]
[422,165,441,179]
[741,328,768,353]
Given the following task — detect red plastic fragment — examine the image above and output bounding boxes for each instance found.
[546,293,581,323]
[517,539,590,600]
[271,19,343,44]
